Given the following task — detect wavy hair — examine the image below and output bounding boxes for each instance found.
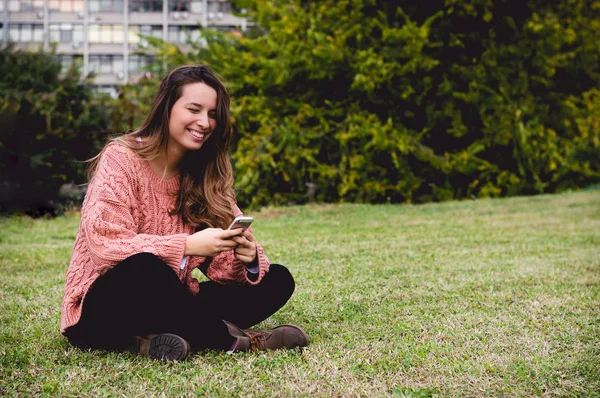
[88,65,235,230]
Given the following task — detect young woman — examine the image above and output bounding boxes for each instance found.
[60,65,308,361]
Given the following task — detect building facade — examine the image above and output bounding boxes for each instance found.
[1,0,247,93]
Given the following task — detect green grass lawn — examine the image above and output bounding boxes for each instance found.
[1,191,599,397]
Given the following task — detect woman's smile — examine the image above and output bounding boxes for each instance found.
[187,127,206,141]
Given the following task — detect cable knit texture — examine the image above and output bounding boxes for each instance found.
[60,143,270,333]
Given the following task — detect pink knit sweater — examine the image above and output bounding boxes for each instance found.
[60,143,270,333]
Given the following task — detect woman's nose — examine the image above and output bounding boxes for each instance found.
[195,112,209,129]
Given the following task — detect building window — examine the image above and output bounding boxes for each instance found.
[169,0,188,12]
[89,54,124,74]
[140,24,163,38]
[8,0,19,12]
[89,24,124,43]
[190,0,202,13]
[207,1,230,13]
[167,25,183,43]
[207,1,230,20]
[218,1,230,13]
[8,25,19,42]
[21,24,32,41]
[57,54,83,72]
[128,54,155,72]
[129,0,163,12]
[168,0,203,13]
[167,25,201,43]
[49,23,84,44]
[128,25,163,43]
[5,0,44,12]
[190,0,202,14]
[48,0,84,12]
[7,24,44,43]
[89,0,124,12]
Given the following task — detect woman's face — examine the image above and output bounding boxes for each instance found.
[168,82,218,157]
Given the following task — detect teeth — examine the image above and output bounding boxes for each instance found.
[189,129,204,140]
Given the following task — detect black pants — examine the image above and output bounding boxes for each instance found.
[64,253,295,353]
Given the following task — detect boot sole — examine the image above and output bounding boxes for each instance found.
[148,333,191,361]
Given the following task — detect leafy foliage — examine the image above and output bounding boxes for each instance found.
[113,0,600,208]
[0,45,107,214]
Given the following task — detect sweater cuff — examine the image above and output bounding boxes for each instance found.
[158,233,188,276]
[242,243,269,285]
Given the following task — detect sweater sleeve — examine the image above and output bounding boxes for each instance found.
[203,231,270,285]
[80,145,188,276]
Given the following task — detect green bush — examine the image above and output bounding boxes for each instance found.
[0,46,107,215]
[113,0,600,208]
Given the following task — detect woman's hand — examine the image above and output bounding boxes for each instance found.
[185,228,243,257]
[231,230,257,264]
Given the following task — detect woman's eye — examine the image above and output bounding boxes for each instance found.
[188,108,199,113]
[208,112,217,119]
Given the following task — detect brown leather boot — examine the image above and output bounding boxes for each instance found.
[225,321,309,352]
[134,333,191,361]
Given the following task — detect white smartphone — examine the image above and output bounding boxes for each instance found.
[227,216,254,232]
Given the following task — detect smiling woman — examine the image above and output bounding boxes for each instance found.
[60,65,308,361]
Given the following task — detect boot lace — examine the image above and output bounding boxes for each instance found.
[244,329,271,350]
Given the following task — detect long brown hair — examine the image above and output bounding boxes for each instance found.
[89,65,235,230]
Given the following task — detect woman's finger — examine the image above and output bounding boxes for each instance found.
[241,230,256,242]
[221,239,239,250]
[231,236,250,247]
[234,252,252,263]
[237,246,255,258]
[234,244,251,254]
[221,228,244,239]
